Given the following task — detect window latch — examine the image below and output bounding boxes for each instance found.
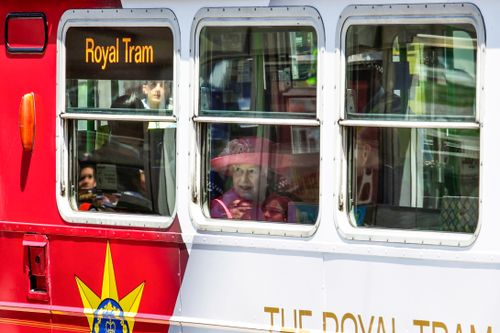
[60,181,66,196]
[192,186,198,203]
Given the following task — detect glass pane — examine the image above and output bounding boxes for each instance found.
[65,26,174,115]
[199,26,317,118]
[345,24,477,121]
[204,124,319,224]
[73,120,176,216]
[66,79,173,115]
[349,126,479,232]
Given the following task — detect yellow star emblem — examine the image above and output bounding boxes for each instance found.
[75,243,145,333]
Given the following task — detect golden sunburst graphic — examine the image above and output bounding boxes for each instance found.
[75,243,145,333]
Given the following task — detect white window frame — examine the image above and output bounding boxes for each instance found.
[335,3,485,246]
[189,6,325,237]
[55,9,180,228]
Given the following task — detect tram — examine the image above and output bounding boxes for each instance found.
[0,0,495,332]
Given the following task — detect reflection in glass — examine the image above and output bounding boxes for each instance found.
[349,126,479,232]
[345,24,477,121]
[199,26,317,118]
[204,124,319,224]
[73,119,176,215]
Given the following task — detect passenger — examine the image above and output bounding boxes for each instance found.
[89,95,151,212]
[210,137,289,220]
[211,162,268,220]
[79,164,96,190]
[142,80,173,110]
[78,163,96,211]
[140,81,176,215]
[362,62,402,115]
[262,193,290,222]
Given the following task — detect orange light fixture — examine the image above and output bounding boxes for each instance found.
[19,92,36,152]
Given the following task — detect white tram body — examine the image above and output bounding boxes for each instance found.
[162,1,494,331]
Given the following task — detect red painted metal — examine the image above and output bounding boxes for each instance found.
[0,1,189,332]
[0,220,185,243]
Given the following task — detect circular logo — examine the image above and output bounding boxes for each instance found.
[92,298,130,333]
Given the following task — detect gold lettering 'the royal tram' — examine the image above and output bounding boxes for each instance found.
[264,307,397,333]
[413,320,493,333]
[85,37,154,70]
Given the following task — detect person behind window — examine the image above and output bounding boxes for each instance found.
[210,137,289,220]
[362,62,402,115]
[78,163,97,211]
[89,94,151,212]
[141,80,173,110]
[79,163,96,190]
[262,193,290,222]
[140,81,176,215]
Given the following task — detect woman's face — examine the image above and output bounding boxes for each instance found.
[231,164,267,201]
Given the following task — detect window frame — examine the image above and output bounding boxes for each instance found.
[336,3,485,246]
[189,6,325,237]
[56,9,180,228]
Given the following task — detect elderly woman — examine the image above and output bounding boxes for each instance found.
[210,137,290,221]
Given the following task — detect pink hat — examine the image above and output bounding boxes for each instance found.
[211,137,291,172]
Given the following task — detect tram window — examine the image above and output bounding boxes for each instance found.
[197,24,320,225]
[199,26,317,118]
[72,118,176,215]
[204,124,319,223]
[62,23,176,218]
[344,23,479,233]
